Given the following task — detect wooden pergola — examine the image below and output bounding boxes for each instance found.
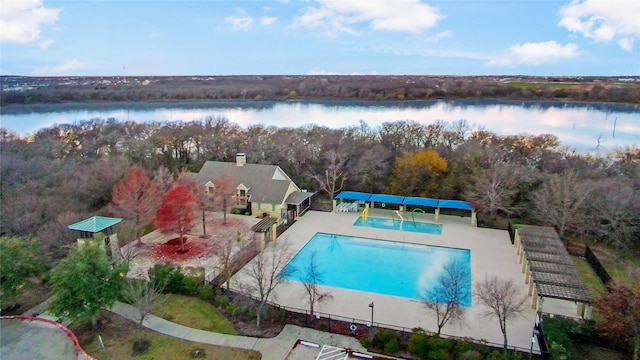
[514,225,591,319]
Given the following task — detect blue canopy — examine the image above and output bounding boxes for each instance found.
[403,196,439,208]
[369,194,405,205]
[438,200,473,211]
[335,191,371,202]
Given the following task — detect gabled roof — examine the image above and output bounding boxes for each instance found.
[68,216,122,233]
[193,161,299,205]
[285,191,314,205]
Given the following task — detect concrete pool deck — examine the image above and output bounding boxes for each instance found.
[231,210,540,353]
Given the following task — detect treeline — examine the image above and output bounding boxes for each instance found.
[2,75,639,106]
[1,117,638,257]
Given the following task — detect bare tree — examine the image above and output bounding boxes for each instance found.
[153,166,174,193]
[532,170,594,243]
[242,240,295,328]
[210,173,235,224]
[463,161,532,219]
[423,259,470,336]
[124,275,167,343]
[302,252,333,321]
[312,150,348,200]
[212,218,252,290]
[474,276,529,350]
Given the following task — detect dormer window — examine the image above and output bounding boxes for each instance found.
[205,181,215,194]
[236,184,250,207]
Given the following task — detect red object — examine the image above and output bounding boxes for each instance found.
[154,185,198,253]
[110,167,161,224]
[151,237,214,261]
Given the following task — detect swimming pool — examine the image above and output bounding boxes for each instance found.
[354,216,443,235]
[282,233,471,305]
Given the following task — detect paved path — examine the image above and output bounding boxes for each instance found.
[110,302,376,360]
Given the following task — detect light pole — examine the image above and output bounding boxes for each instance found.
[529,329,539,360]
[368,302,374,327]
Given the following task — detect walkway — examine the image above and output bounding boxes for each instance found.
[109,302,377,360]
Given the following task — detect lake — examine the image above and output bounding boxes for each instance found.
[1,99,638,153]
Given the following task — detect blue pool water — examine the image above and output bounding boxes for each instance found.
[354,216,442,235]
[282,233,471,305]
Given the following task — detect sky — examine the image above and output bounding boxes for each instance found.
[0,0,639,77]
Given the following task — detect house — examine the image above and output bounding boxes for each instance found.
[192,153,315,225]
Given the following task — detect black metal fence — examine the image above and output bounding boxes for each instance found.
[508,222,516,244]
[535,315,550,360]
[584,245,612,286]
[226,289,540,357]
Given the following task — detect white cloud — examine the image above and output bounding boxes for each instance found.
[0,0,60,44]
[227,15,253,31]
[39,39,53,49]
[261,17,277,26]
[294,0,442,34]
[487,41,582,66]
[618,37,635,52]
[427,30,452,42]
[559,0,640,51]
[31,59,91,76]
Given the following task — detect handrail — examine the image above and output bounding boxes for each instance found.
[227,290,538,354]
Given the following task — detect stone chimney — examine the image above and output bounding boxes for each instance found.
[236,153,246,166]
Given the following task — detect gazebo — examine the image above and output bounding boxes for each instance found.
[514,225,592,319]
[68,216,122,260]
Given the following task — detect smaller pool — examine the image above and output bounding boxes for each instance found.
[354,216,442,235]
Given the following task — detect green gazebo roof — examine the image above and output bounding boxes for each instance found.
[68,216,122,233]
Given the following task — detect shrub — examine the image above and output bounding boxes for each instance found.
[408,331,430,359]
[374,328,397,349]
[454,340,474,354]
[426,336,454,353]
[384,338,400,354]
[542,316,573,360]
[197,285,214,301]
[427,348,448,360]
[131,338,151,356]
[182,276,201,295]
[485,350,524,360]
[226,301,243,318]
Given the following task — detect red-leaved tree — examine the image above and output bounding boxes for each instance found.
[154,185,197,253]
[175,171,214,238]
[110,167,161,245]
[594,284,640,360]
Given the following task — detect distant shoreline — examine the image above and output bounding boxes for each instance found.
[2,75,639,106]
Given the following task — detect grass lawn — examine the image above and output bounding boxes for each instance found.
[572,257,607,298]
[70,311,260,360]
[1,279,52,316]
[151,294,238,334]
[572,344,627,360]
[589,245,640,287]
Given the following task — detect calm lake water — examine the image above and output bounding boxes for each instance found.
[1,100,638,153]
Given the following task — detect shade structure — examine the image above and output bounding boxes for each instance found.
[369,194,405,205]
[335,191,372,202]
[437,200,474,211]
[67,216,122,233]
[334,191,474,212]
[403,196,439,208]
